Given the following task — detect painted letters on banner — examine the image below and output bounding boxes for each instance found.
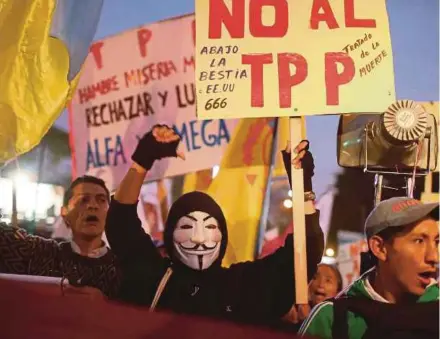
[195,0,396,119]
[69,14,237,191]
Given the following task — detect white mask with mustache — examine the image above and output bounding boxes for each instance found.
[173,211,222,270]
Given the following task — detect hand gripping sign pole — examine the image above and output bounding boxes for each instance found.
[290,116,308,304]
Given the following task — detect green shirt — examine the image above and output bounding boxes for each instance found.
[299,268,439,339]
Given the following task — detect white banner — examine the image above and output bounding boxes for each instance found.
[337,238,368,288]
[69,14,237,191]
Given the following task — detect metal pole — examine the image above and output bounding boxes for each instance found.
[406,176,415,198]
[33,144,46,225]
[12,181,17,227]
[374,174,383,207]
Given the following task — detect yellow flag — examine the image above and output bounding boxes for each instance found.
[207,118,276,267]
[182,169,213,194]
[0,0,102,163]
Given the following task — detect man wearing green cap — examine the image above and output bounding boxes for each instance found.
[299,196,439,338]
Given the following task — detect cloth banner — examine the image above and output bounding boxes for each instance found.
[0,273,308,339]
[69,14,237,191]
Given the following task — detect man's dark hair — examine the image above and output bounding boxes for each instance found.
[376,226,405,243]
[63,175,110,206]
[362,226,407,272]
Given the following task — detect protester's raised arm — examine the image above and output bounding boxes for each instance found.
[226,141,323,319]
[115,125,183,204]
[114,162,147,204]
[106,125,184,265]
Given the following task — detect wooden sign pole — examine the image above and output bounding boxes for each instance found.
[289,116,308,305]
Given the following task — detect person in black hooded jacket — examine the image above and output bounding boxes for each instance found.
[106,125,324,327]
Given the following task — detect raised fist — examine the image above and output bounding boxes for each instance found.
[132,124,185,171]
[282,140,315,192]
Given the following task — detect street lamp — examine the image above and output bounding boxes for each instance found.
[12,172,30,186]
[283,198,293,209]
[9,171,32,227]
[325,248,335,257]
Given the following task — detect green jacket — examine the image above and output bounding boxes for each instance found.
[298,268,439,339]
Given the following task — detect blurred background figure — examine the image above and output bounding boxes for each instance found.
[308,264,343,307]
[281,264,342,331]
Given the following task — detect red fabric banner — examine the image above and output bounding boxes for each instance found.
[0,274,309,339]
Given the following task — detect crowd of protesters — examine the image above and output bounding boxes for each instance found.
[0,125,438,338]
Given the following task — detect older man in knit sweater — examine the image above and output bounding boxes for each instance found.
[0,175,121,298]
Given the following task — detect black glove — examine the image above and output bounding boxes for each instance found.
[282,140,314,192]
[132,124,180,171]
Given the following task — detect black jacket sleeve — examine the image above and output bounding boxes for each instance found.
[105,197,164,270]
[105,198,169,305]
[227,211,323,320]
